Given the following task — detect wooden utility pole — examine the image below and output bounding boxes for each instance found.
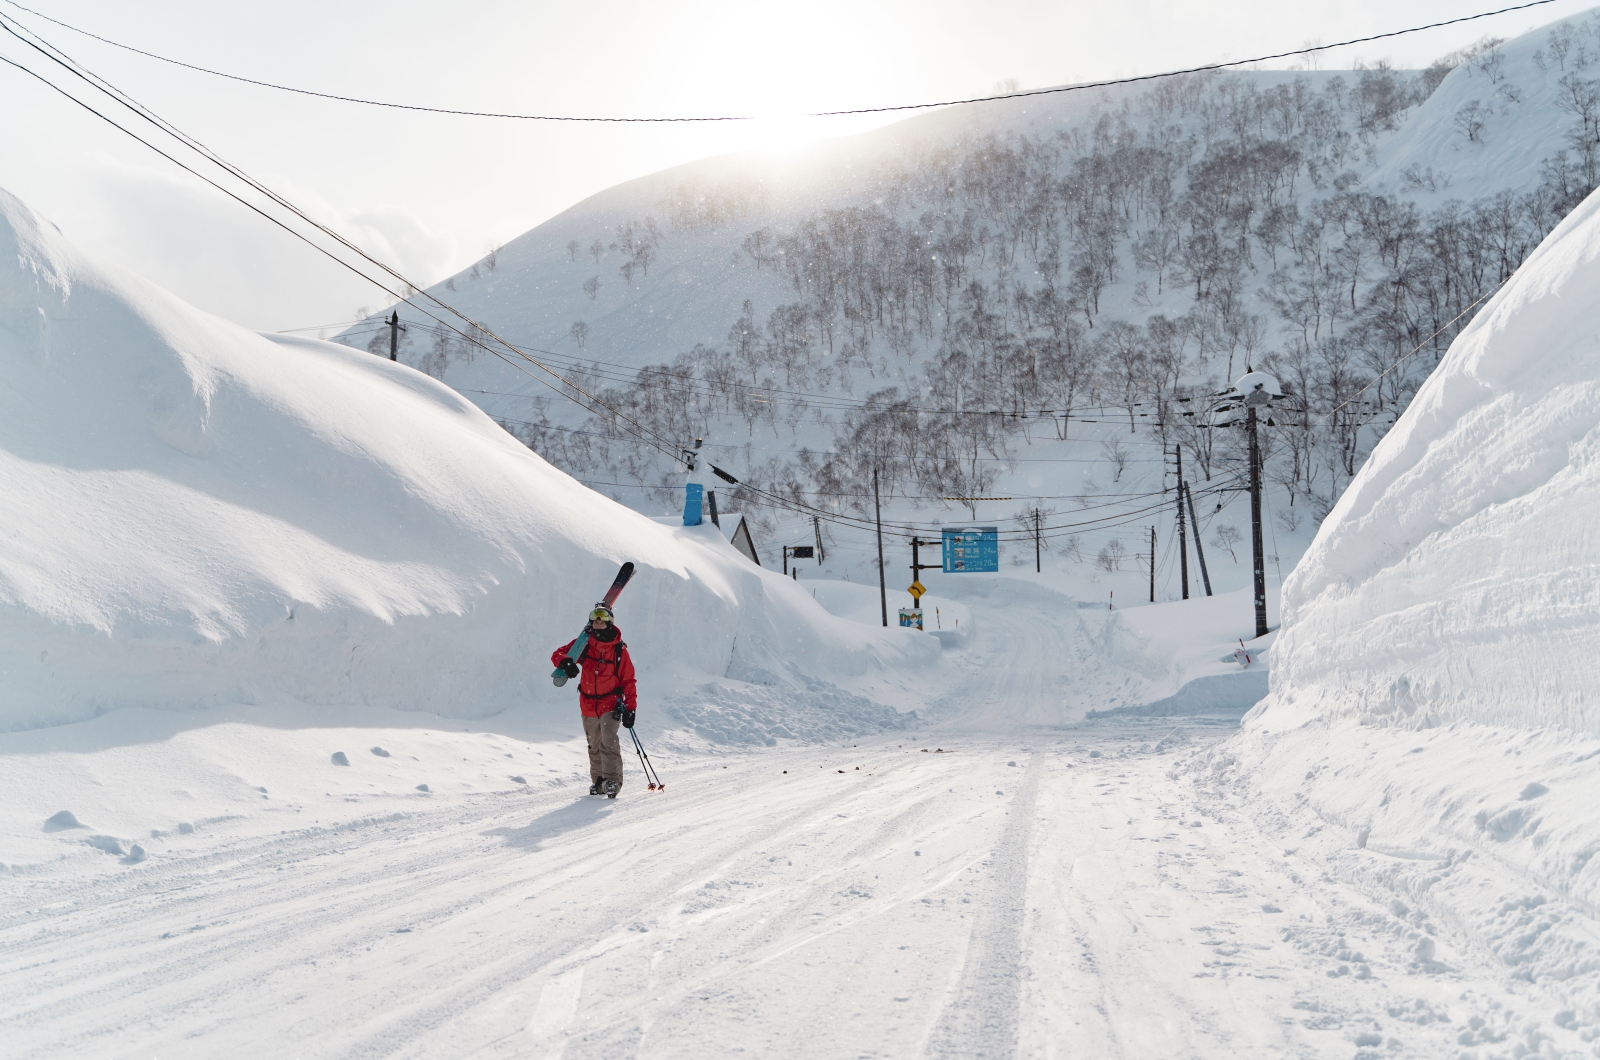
[874,468,887,628]
[1149,525,1156,603]
[1185,484,1213,596]
[388,311,401,361]
[1033,509,1042,572]
[1174,447,1189,600]
[1247,404,1269,637]
[813,515,825,563]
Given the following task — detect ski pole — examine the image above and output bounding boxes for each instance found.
[630,727,665,791]
[632,728,663,791]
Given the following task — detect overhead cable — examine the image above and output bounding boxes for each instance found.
[1,0,1560,122]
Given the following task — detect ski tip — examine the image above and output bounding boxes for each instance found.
[620,561,634,573]
[552,673,568,687]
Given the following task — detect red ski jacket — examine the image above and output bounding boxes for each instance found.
[552,625,638,717]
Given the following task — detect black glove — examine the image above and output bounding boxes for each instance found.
[622,710,636,729]
[559,658,579,678]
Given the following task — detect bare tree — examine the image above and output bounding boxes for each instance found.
[583,276,601,302]
[566,240,580,262]
[1100,438,1130,481]
[1454,100,1487,143]
[1211,524,1241,562]
[570,321,589,350]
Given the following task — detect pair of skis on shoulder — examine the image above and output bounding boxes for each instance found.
[551,562,635,687]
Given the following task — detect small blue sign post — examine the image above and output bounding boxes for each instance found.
[942,527,999,572]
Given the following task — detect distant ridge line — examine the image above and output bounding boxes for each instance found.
[0,0,1562,123]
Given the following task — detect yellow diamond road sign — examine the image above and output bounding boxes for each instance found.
[908,580,926,600]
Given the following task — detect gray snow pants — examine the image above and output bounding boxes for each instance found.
[582,712,624,788]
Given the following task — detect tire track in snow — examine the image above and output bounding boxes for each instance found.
[925,752,1042,1060]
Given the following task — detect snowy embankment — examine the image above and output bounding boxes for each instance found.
[0,184,933,741]
[1196,181,1600,1037]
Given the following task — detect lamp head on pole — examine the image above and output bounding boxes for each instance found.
[1232,369,1282,409]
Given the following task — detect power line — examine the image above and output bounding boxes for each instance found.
[0,11,1263,545]
[0,13,692,471]
[2,0,1560,122]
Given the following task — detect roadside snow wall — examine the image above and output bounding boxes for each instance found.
[0,188,935,732]
[1259,182,1600,737]
[1198,183,1600,1002]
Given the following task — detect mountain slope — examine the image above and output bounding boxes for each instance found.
[331,10,1600,592]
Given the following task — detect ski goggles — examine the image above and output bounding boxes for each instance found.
[589,607,613,622]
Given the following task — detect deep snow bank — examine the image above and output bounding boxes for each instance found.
[1260,182,1600,737]
[0,188,934,732]
[1198,182,1600,1006]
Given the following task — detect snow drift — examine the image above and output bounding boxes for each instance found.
[0,187,933,733]
[1197,181,1600,1007]
[1261,181,1600,737]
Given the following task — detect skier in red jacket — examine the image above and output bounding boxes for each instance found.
[551,604,638,798]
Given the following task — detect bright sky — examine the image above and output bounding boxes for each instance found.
[0,0,1590,331]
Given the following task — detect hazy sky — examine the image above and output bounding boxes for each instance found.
[0,0,1590,331]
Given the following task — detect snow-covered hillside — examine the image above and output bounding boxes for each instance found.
[0,186,933,734]
[1195,178,1600,1036]
[324,10,1600,616]
[1369,12,1596,205]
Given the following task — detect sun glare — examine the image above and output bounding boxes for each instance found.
[638,0,911,157]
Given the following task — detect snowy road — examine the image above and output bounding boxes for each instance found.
[4,724,1529,1059]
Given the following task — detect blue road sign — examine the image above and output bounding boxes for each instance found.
[942,527,998,572]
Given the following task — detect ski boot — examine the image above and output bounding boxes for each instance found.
[604,779,621,799]
[589,779,603,795]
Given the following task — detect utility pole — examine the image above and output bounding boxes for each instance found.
[1033,509,1042,573]
[388,311,402,361]
[874,467,887,628]
[1174,447,1190,600]
[1185,484,1213,597]
[813,515,825,563]
[909,537,940,595]
[1247,403,1269,638]
[1149,525,1156,603]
